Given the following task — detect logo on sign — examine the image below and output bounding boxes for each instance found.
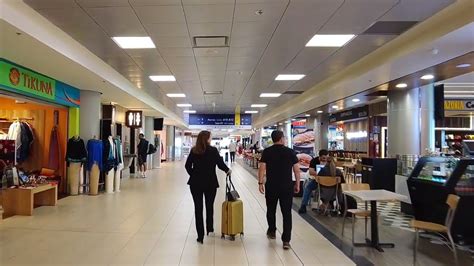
[9,68,20,86]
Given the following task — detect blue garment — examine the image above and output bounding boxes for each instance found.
[301,179,318,207]
[87,139,103,171]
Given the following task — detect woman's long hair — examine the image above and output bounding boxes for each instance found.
[192,130,211,155]
[326,157,337,177]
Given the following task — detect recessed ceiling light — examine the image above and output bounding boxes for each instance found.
[352,98,360,103]
[112,37,155,49]
[149,75,176,82]
[183,110,196,114]
[305,114,310,117]
[167,93,186,98]
[251,104,268,108]
[291,118,296,121]
[275,74,306,81]
[332,105,339,109]
[317,110,323,114]
[421,74,435,80]
[396,83,408,88]
[177,103,192,107]
[285,121,290,123]
[273,124,277,127]
[260,93,281,98]
[278,123,283,125]
[456,63,471,68]
[245,110,258,114]
[306,34,355,47]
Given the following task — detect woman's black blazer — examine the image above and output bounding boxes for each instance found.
[185,146,229,189]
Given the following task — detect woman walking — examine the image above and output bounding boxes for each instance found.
[185,130,231,244]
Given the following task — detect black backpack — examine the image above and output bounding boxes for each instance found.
[147,144,157,154]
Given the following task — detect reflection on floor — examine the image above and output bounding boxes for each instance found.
[0,160,354,266]
[237,158,473,266]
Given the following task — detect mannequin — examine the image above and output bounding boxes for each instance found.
[114,136,124,192]
[105,136,117,193]
[66,135,87,195]
[87,137,102,196]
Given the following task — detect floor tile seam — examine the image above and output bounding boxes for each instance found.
[177,212,195,266]
[143,186,192,264]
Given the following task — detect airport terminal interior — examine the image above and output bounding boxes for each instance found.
[0,0,473,265]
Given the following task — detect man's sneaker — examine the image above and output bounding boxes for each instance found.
[267,231,276,239]
[283,242,291,250]
[298,206,306,214]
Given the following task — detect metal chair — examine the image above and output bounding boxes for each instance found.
[341,183,371,245]
[411,194,460,266]
[314,176,341,215]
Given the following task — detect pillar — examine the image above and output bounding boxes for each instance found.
[420,84,436,154]
[387,88,421,157]
[79,90,101,140]
[144,116,154,142]
[285,122,292,148]
[166,125,175,161]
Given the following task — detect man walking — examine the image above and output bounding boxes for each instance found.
[229,140,237,163]
[258,130,301,250]
[137,133,149,178]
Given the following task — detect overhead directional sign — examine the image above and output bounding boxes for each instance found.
[189,114,252,129]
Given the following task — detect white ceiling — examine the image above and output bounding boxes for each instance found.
[22,0,455,118]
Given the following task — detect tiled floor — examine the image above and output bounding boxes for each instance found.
[0,160,354,266]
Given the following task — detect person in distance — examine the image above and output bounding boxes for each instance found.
[258,130,301,250]
[185,130,231,244]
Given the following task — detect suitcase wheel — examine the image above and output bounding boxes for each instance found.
[221,234,225,239]
[230,235,236,241]
[240,232,244,236]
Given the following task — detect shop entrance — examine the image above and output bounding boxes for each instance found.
[0,94,69,194]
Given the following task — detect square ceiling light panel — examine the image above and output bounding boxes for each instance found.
[177,103,192,107]
[260,93,281,98]
[275,74,305,81]
[149,75,176,81]
[112,37,156,49]
[184,110,196,113]
[245,110,258,114]
[306,34,355,47]
[251,104,268,108]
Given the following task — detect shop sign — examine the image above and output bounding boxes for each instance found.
[444,100,474,111]
[126,110,143,128]
[0,60,55,100]
[0,58,80,107]
[329,105,369,123]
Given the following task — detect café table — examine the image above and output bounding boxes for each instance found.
[343,189,408,252]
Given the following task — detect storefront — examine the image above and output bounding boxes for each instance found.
[0,58,80,195]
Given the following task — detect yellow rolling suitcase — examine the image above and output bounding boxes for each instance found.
[221,174,243,241]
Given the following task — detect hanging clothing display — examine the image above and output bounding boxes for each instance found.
[7,121,34,163]
[86,139,103,171]
[65,136,87,165]
[48,126,60,170]
[114,137,124,170]
[102,137,117,173]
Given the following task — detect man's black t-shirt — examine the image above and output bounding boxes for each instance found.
[260,144,298,189]
[309,157,321,170]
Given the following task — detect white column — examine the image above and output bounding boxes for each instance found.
[166,125,175,161]
[286,122,292,148]
[387,88,421,157]
[79,90,101,140]
[419,84,435,154]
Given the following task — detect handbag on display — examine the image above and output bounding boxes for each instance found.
[226,174,240,201]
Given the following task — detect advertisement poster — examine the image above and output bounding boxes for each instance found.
[292,120,315,172]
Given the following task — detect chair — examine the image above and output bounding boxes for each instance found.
[341,183,371,245]
[314,176,341,215]
[411,194,460,266]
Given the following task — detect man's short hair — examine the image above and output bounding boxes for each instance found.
[319,149,329,157]
[271,130,284,143]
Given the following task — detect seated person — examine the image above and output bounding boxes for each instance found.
[298,149,329,213]
[317,157,345,212]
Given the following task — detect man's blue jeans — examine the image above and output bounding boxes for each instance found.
[301,179,318,207]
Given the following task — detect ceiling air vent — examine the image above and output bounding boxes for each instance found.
[283,91,304,95]
[193,36,229,47]
[363,21,418,35]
